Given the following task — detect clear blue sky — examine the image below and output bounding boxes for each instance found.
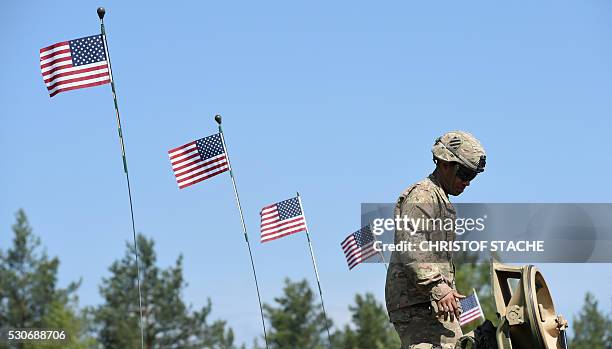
[1,0,611,344]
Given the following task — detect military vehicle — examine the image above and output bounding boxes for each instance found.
[457,261,569,349]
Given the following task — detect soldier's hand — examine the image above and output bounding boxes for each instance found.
[437,291,465,322]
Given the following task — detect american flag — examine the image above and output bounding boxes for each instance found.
[168,133,229,189]
[459,293,484,326]
[40,35,110,97]
[260,197,307,243]
[341,225,378,270]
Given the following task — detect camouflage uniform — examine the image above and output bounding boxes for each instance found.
[385,131,486,349]
[385,174,461,349]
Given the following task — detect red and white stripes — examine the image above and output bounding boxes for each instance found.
[40,40,110,97]
[260,204,306,242]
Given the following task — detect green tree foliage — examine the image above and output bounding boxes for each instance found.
[332,293,400,349]
[261,279,330,349]
[37,300,97,349]
[0,209,95,349]
[93,234,241,349]
[570,292,612,349]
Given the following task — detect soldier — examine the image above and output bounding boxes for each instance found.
[385,131,486,349]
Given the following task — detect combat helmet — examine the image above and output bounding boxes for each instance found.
[432,131,486,173]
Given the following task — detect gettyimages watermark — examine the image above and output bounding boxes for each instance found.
[371,215,487,235]
[360,203,612,263]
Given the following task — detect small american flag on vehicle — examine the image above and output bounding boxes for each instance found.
[260,197,307,243]
[40,35,110,97]
[341,225,378,270]
[168,133,229,189]
[459,292,484,326]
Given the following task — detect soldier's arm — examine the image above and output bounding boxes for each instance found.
[395,191,454,302]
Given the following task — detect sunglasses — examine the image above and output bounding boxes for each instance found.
[455,164,478,181]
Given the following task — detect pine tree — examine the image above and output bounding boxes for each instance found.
[262,279,330,349]
[332,293,400,349]
[570,292,612,349]
[0,209,95,349]
[93,234,241,349]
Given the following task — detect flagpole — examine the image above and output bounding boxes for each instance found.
[215,115,269,349]
[371,231,388,271]
[296,192,332,347]
[97,8,146,349]
[472,288,485,325]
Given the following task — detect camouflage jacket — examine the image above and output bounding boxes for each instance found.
[385,173,457,317]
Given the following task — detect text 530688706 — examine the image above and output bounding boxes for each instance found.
[1,328,68,343]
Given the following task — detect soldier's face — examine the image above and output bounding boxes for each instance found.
[439,162,474,196]
[451,174,471,195]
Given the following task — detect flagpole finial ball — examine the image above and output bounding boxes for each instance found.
[215,115,222,125]
[97,7,106,20]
